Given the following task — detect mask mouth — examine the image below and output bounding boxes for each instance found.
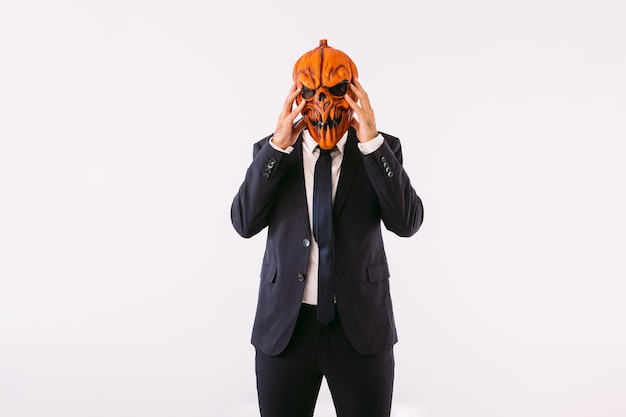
[308,114,342,130]
[303,105,352,148]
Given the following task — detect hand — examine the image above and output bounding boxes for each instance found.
[272,83,307,150]
[345,78,378,143]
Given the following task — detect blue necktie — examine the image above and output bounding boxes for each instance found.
[313,147,335,326]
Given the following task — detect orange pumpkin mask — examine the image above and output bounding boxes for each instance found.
[293,40,359,150]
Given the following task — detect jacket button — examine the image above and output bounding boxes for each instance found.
[381,156,387,163]
[303,238,310,247]
[297,274,305,282]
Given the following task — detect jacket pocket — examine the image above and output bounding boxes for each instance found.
[367,263,390,283]
[260,263,277,283]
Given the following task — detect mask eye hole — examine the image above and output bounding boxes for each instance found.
[329,81,349,97]
[302,86,316,99]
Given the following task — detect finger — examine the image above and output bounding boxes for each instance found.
[345,94,368,124]
[283,83,297,102]
[351,78,367,95]
[286,86,302,111]
[350,79,372,109]
[293,117,306,134]
[282,84,302,116]
[287,99,306,123]
[349,82,369,106]
[344,93,360,113]
[350,115,361,131]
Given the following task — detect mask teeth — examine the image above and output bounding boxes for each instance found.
[309,114,342,130]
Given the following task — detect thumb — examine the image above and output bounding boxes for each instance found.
[294,118,306,134]
[350,116,360,131]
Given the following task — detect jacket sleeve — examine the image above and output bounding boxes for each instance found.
[230,136,293,238]
[361,133,424,237]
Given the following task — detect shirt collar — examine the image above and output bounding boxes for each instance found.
[302,128,348,156]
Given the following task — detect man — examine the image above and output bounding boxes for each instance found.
[231,40,424,417]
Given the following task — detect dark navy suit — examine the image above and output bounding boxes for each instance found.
[231,127,423,356]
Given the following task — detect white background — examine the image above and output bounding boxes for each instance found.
[1,0,625,416]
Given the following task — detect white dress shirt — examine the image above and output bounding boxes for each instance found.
[270,128,384,304]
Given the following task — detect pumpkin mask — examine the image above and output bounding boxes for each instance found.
[293,39,359,150]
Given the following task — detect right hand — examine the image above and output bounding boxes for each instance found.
[272,83,306,150]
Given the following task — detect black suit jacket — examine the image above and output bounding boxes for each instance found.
[231,127,423,356]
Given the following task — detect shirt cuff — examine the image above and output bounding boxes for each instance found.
[269,136,294,154]
[357,133,384,155]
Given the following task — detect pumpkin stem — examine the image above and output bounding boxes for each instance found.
[319,39,328,47]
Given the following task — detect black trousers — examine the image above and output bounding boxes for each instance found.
[255,304,394,417]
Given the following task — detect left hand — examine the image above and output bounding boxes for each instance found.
[345,78,378,143]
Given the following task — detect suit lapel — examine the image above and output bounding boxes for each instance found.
[333,127,361,220]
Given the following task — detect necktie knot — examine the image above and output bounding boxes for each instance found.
[317,146,336,158]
